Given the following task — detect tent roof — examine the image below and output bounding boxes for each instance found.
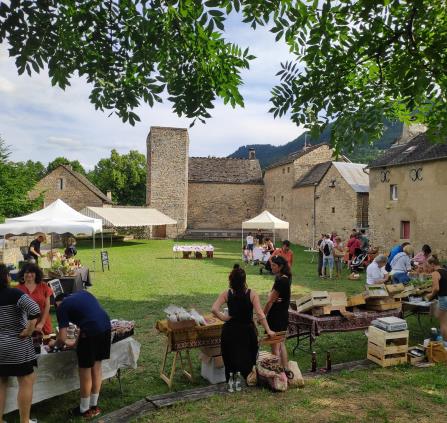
[0,199,102,236]
[80,207,177,227]
[242,210,289,230]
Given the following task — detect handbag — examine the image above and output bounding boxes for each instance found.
[427,341,447,363]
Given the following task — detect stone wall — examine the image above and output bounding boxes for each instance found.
[187,183,264,229]
[290,185,314,246]
[29,167,105,211]
[369,161,447,258]
[146,127,189,237]
[263,145,334,224]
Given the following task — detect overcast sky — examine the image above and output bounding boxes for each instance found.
[0,14,304,169]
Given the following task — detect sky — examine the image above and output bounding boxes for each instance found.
[0,13,304,170]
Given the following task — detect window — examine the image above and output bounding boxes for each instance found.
[331,207,335,213]
[273,196,275,203]
[401,221,410,239]
[287,167,290,173]
[390,184,398,200]
[281,195,284,202]
[58,178,64,190]
[282,168,285,174]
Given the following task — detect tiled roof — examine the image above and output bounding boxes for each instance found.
[293,161,332,188]
[332,162,369,193]
[60,165,113,203]
[368,133,447,168]
[265,143,329,170]
[188,157,263,184]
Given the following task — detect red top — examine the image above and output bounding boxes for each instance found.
[271,248,294,267]
[347,238,361,256]
[17,282,53,334]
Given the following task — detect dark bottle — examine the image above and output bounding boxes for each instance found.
[326,351,332,372]
[311,351,317,372]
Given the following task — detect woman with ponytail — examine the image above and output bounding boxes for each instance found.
[212,264,275,381]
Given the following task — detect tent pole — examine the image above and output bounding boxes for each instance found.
[101,230,104,251]
[92,230,96,272]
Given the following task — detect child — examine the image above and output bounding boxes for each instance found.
[242,245,250,264]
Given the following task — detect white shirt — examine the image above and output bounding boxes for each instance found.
[366,261,388,285]
[390,252,412,273]
[320,239,334,257]
[246,236,254,245]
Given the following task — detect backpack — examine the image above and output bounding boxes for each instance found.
[323,242,331,256]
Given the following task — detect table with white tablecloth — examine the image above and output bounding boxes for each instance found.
[5,337,140,414]
[173,244,214,258]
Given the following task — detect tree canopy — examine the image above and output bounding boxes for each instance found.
[88,149,146,205]
[1,1,446,151]
[47,157,86,175]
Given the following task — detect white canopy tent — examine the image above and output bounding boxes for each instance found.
[80,206,178,245]
[0,199,103,269]
[242,210,289,245]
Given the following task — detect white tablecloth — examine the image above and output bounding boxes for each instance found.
[173,245,214,252]
[5,337,140,414]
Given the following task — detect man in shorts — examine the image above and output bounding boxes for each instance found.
[51,291,111,419]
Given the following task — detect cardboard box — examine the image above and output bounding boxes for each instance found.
[201,356,226,384]
[167,319,196,330]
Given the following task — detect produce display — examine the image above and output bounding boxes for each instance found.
[47,251,81,277]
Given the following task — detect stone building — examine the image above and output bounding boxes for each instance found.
[146,127,264,234]
[368,134,447,258]
[292,162,369,247]
[29,164,113,211]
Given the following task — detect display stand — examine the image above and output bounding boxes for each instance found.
[160,335,194,388]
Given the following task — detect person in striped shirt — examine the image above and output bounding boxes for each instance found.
[0,264,40,423]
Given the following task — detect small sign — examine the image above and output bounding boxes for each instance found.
[101,251,110,271]
[48,279,64,297]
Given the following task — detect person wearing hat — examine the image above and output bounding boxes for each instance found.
[27,234,46,263]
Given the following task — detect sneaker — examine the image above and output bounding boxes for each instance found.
[70,406,95,419]
[88,406,101,418]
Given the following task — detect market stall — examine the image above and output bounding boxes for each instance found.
[4,336,140,414]
[0,199,102,271]
[156,313,223,387]
[242,211,289,245]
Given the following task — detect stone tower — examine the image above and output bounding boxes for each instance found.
[146,126,189,236]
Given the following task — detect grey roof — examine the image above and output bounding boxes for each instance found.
[332,162,369,193]
[265,143,329,170]
[368,133,447,168]
[188,157,263,184]
[59,165,113,204]
[293,161,332,188]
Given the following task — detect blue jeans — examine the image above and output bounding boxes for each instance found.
[393,272,410,284]
[438,296,447,312]
[322,256,334,273]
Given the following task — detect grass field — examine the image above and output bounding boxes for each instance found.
[5,239,447,423]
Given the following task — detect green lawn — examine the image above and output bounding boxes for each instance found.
[5,240,447,423]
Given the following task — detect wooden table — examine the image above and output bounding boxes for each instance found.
[155,315,223,388]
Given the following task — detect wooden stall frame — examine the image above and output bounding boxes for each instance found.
[160,335,194,388]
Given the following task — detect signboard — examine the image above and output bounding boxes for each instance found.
[48,279,64,298]
[101,251,110,271]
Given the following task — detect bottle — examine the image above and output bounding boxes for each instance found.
[431,328,439,341]
[235,372,242,391]
[326,351,332,372]
[228,372,234,393]
[311,351,317,372]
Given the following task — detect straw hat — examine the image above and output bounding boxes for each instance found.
[36,233,47,242]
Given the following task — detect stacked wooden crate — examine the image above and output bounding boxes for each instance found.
[365,284,402,311]
[367,326,409,367]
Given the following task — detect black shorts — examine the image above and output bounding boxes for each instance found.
[0,360,37,377]
[247,244,254,251]
[77,330,111,368]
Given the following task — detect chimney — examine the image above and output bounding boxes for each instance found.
[106,191,112,201]
[248,148,256,160]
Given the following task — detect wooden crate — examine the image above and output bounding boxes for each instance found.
[329,292,348,307]
[296,291,330,313]
[407,346,426,365]
[367,326,409,367]
[392,284,416,299]
[365,284,389,298]
[347,293,366,308]
[386,283,405,295]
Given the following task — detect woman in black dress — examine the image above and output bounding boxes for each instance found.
[212,265,275,381]
[263,255,292,374]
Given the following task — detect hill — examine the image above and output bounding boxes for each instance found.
[228,120,403,168]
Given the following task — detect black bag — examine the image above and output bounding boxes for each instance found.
[323,243,331,256]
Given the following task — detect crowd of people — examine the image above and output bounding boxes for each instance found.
[0,263,111,422]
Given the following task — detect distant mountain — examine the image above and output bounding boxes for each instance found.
[229,120,404,168]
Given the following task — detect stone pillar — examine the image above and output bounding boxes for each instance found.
[146,127,189,237]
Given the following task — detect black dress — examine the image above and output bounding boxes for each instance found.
[266,274,291,332]
[221,289,258,381]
